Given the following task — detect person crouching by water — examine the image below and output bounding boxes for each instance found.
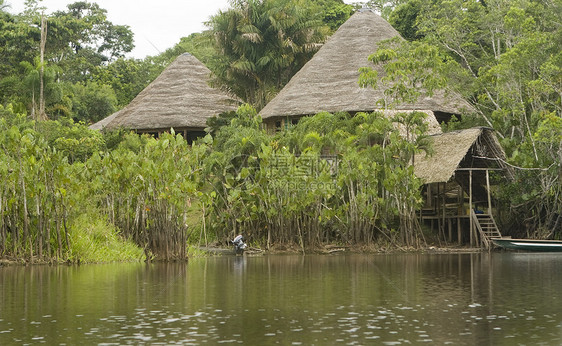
[231,235,247,255]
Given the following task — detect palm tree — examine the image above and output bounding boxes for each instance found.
[207,0,328,110]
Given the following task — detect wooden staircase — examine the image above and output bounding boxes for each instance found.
[471,210,502,248]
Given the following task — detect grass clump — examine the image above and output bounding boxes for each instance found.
[68,213,145,263]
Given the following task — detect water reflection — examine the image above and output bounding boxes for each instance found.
[1,253,562,344]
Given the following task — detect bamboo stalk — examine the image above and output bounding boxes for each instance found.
[18,155,30,259]
[38,15,48,121]
[36,194,42,259]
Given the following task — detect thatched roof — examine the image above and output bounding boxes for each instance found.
[260,9,471,121]
[90,53,240,131]
[414,127,513,184]
[89,111,118,131]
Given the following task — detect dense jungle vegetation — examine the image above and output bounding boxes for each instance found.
[0,0,560,262]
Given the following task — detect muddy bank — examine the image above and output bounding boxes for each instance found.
[198,242,485,256]
[1,244,485,265]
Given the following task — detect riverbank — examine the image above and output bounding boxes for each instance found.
[264,243,486,255]
[0,246,487,266]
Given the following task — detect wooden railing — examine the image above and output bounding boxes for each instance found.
[471,209,502,249]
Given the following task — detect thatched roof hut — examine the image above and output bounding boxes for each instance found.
[414,127,514,246]
[414,127,513,184]
[259,9,471,128]
[90,53,240,137]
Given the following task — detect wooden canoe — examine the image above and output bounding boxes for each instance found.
[492,237,562,252]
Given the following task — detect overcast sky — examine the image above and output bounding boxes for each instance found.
[7,0,359,59]
[7,0,232,59]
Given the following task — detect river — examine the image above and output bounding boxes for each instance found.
[1,252,561,345]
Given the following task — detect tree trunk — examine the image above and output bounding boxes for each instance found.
[39,15,48,121]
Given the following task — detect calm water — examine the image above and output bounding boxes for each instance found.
[1,252,562,345]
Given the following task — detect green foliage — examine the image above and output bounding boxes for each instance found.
[206,0,329,109]
[388,0,423,40]
[366,0,409,19]
[384,0,562,237]
[47,1,133,66]
[101,128,135,151]
[359,38,462,109]
[19,57,64,118]
[92,57,160,107]
[204,106,429,248]
[0,106,143,263]
[0,10,38,81]
[0,105,430,259]
[205,111,238,136]
[0,2,135,122]
[82,131,206,260]
[314,0,354,31]
[0,105,73,261]
[35,117,105,162]
[154,33,216,66]
[68,81,117,123]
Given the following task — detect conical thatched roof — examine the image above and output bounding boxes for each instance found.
[260,9,470,120]
[414,127,513,184]
[89,111,118,131]
[90,53,240,131]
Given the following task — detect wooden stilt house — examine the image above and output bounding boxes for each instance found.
[414,127,514,247]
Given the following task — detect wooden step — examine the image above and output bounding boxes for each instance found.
[471,210,502,248]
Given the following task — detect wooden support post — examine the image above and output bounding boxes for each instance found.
[427,184,432,207]
[457,217,461,245]
[486,169,492,215]
[437,183,441,235]
[469,170,473,247]
[441,183,447,241]
[442,186,446,241]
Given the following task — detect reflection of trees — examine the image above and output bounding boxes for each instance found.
[3,254,562,344]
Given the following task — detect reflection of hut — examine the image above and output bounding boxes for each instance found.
[414,128,514,247]
[259,9,471,131]
[90,53,240,143]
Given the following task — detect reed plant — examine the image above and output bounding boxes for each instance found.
[203,106,429,249]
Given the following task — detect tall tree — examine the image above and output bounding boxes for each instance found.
[39,14,47,120]
[384,0,562,236]
[313,0,354,31]
[92,57,158,107]
[0,9,39,107]
[0,1,136,121]
[366,0,408,19]
[207,0,329,109]
[48,1,134,80]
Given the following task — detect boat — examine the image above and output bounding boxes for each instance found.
[492,237,562,252]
